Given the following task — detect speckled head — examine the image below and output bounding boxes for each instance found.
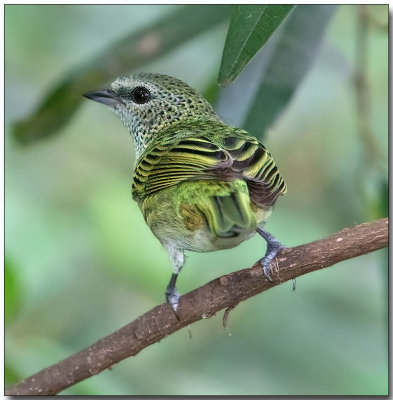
[84,73,220,157]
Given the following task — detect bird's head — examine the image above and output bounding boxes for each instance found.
[84,73,219,156]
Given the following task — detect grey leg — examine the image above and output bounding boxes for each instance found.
[166,273,180,318]
[256,227,285,282]
[164,246,184,318]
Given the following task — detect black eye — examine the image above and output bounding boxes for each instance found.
[132,86,151,104]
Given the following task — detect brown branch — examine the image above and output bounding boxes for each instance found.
[6,218,388,395]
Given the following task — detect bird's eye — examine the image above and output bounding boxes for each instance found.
[132,86,151,104]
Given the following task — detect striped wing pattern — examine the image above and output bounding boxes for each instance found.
[132,134,286,207]
[222,136,287,206]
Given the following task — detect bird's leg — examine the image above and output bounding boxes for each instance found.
[164,246,184,318]
[256,227,285,282]
[165,273,180,317]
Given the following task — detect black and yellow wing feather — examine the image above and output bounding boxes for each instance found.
[132,125,287,208]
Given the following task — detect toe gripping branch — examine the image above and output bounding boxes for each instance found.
[256,227,289,285]
[256,227,296,291]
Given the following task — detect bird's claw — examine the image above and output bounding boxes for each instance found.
[261,259,275,282]
[166,287,180,320]
[257,229,285,283]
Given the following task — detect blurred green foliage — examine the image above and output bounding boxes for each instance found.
[12,5,232,144]
[4,256,22,325]
[5,4,388,395]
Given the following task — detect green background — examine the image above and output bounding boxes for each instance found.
[5,5,388,395]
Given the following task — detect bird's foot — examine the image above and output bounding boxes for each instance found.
[166,286,180,320]
[257,228,285,282]
[260,247,283,282]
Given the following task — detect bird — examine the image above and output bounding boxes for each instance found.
[83,73,287,315]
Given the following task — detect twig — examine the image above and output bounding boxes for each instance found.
[5,218,388,395]
[222,302,239,329]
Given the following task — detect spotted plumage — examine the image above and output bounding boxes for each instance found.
[84,73,287,314]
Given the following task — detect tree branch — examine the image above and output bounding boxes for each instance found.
[5,218,388,395]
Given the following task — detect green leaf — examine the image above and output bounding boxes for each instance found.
[243,5,336,138]
[13,5,232,144]
[218,5,295,86]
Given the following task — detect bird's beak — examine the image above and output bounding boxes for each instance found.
[83,89,123,107]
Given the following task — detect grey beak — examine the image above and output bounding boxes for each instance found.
[83,89,123,107]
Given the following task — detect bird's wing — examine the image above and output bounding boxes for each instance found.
[220,135,287,207]
[132,133,286,207]
[132,137,232,198]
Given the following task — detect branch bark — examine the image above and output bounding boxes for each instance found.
[5,218,389,395]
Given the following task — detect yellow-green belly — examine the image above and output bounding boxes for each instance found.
[138,179,272,253]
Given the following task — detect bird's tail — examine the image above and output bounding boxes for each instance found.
[197,190,256,238]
